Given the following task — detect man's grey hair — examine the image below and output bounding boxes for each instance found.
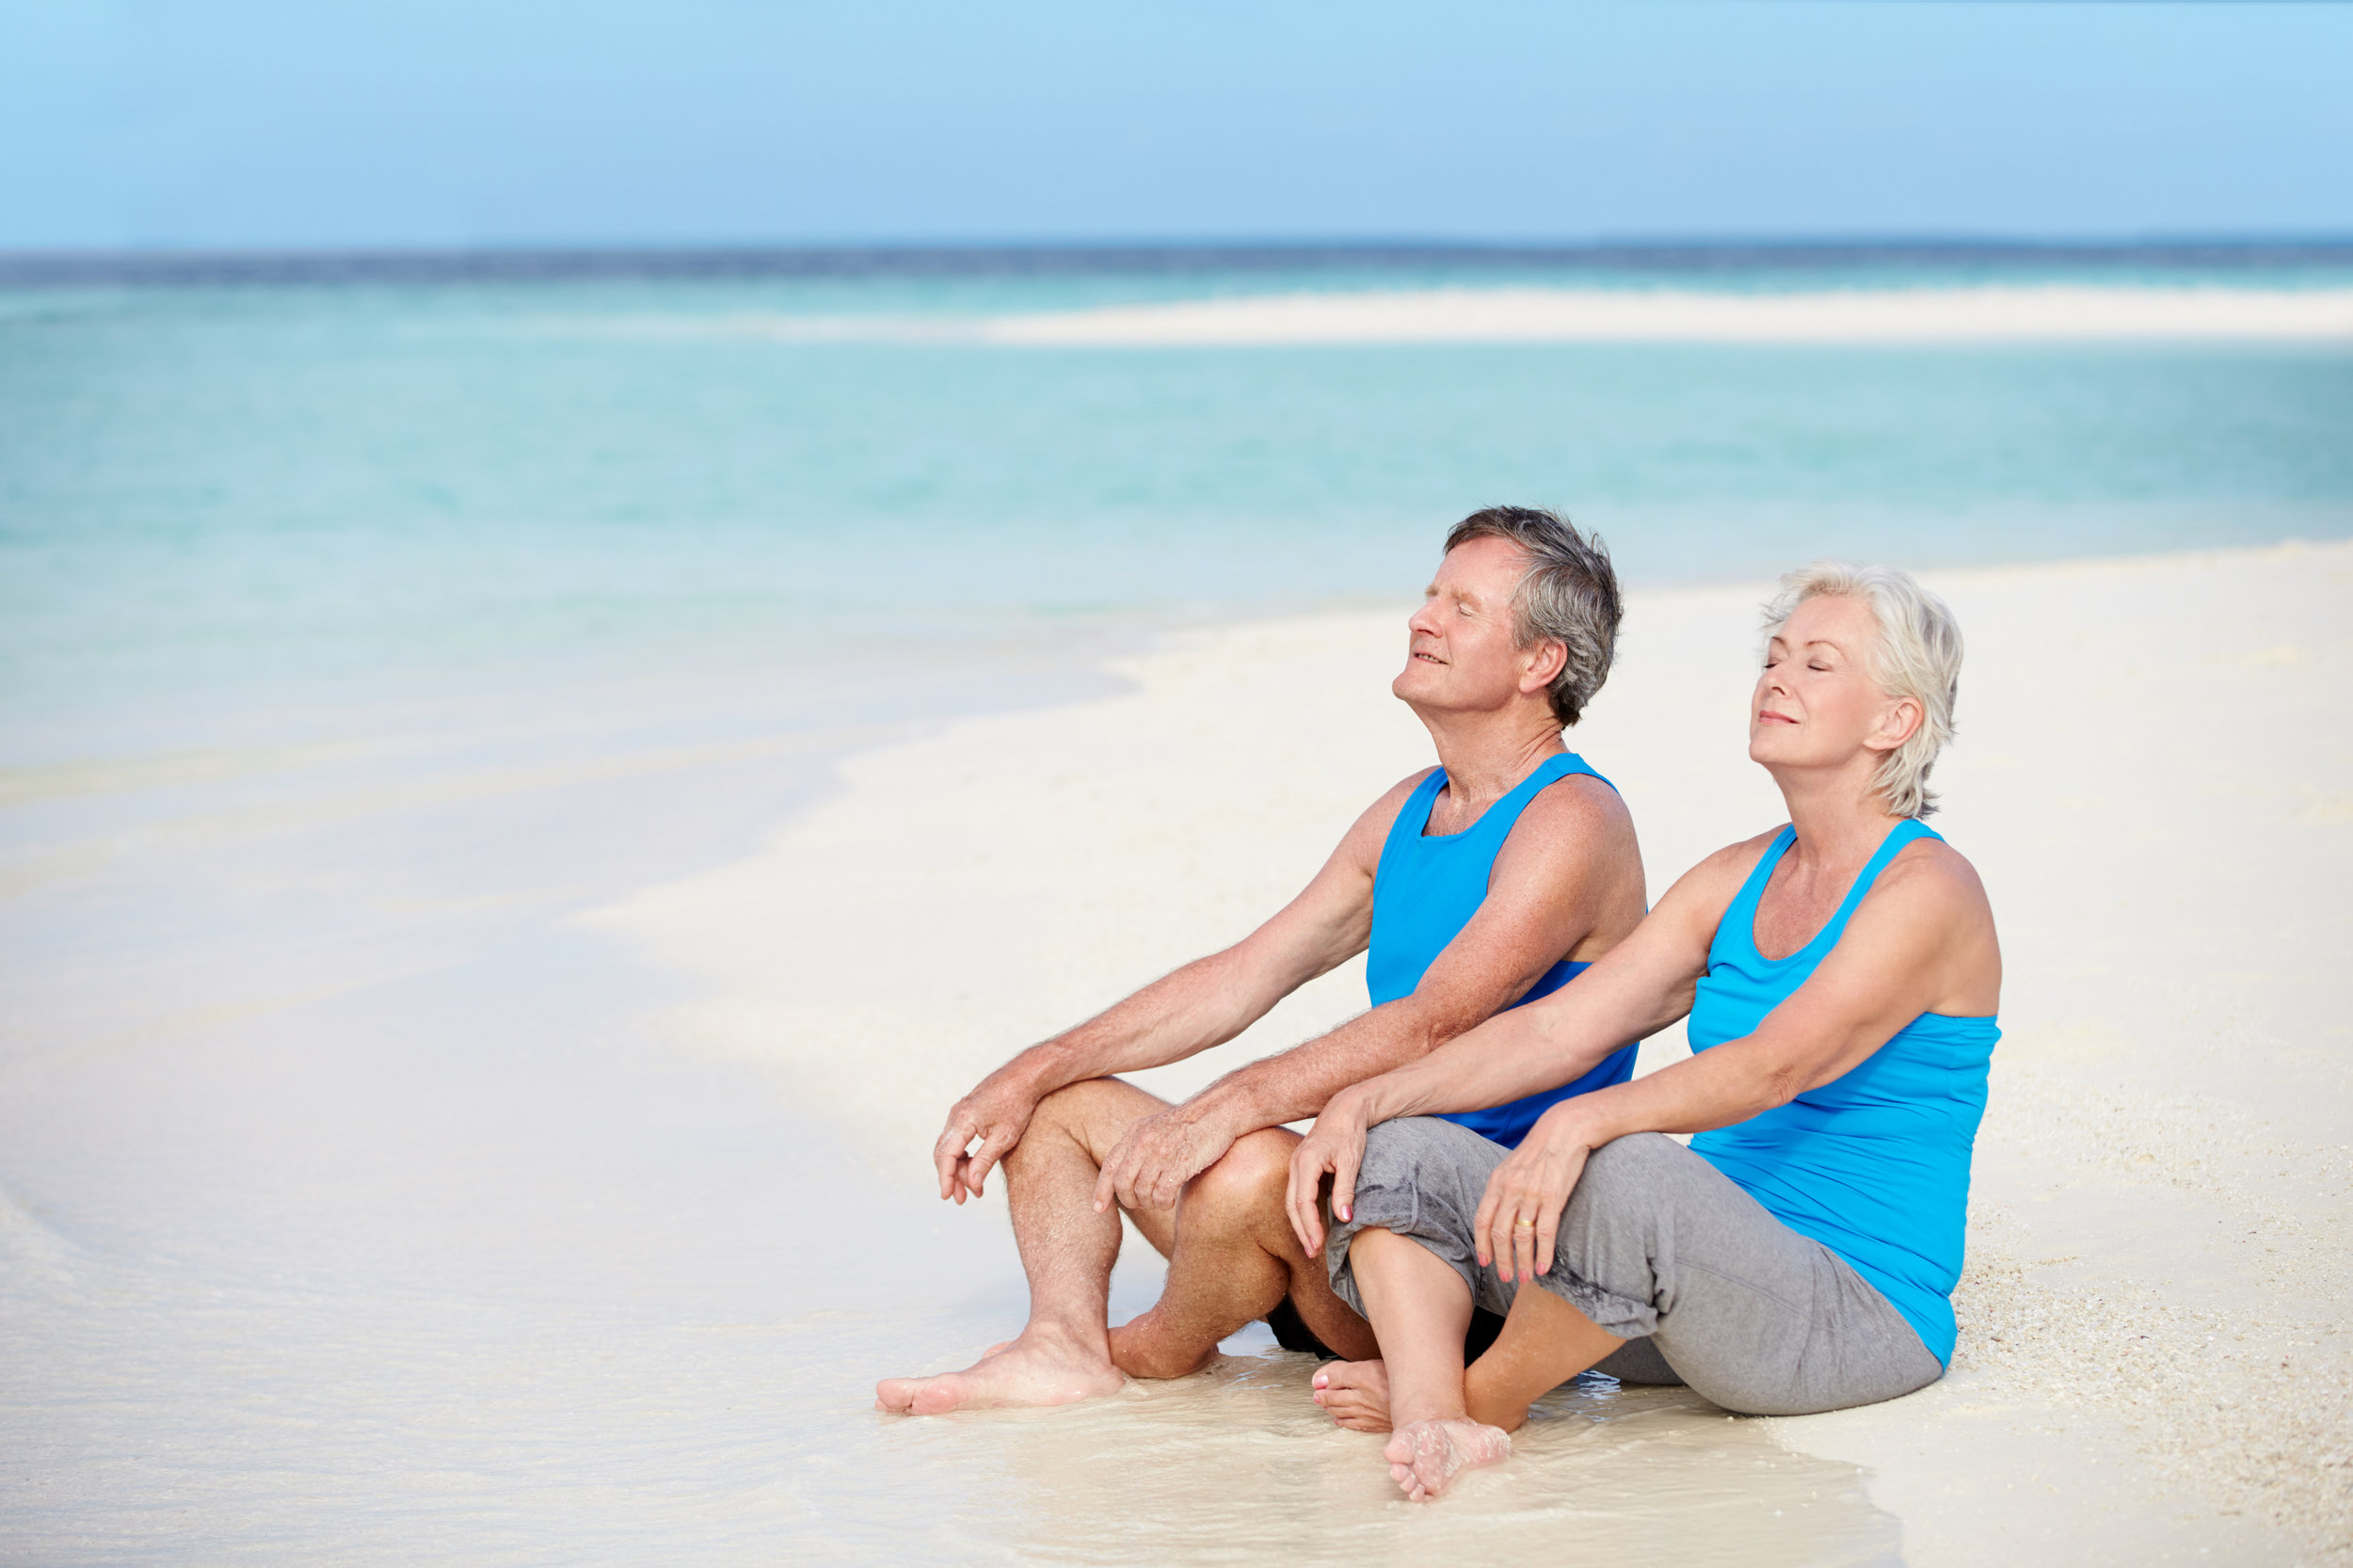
[1443,505,1623,728]
[1760,561,1964,819]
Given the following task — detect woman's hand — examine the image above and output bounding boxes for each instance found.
[1473,1103,1601,1283]
[1286,1089,1373,1257]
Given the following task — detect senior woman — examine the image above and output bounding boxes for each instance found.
[1285,562,2001,1502]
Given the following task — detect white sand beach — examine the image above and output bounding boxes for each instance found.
[594,539,2353,1564]
[694,285,2353,348]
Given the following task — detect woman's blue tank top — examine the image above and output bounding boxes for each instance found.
[1687,820,1998,1366]
[1368,753,1639,1149]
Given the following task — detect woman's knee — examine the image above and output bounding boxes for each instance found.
[1572,1131,1685,1209]
[1357,1115,1500,1192]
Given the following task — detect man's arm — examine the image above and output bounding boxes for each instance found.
[931,771,1429,1203]
[1094,771,1644,1212]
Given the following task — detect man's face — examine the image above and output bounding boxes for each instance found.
[1393,536,1535,715]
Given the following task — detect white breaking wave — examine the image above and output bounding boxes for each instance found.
[689,285,2353,347]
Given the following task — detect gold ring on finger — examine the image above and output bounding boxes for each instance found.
[1513,1218,1538,1229]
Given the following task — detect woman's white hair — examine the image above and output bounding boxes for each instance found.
[1762,561,1964,819]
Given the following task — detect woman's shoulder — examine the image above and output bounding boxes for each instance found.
[1707,824,1792,885]
[1853,829,2002,1011]
[1659,825,1790,920]
[1878,830,1992,918]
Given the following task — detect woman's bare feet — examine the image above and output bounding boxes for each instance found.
[874,1328,1126,1416]
[1382,1417,1512,1501]
[1310,1359,1392,1432]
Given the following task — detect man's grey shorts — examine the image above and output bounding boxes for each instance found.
[1325,1117,1945,1416]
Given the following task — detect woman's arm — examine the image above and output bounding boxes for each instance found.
[1285,840,1758,1256]
[1473,843,1996,1283]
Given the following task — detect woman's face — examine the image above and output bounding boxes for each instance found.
[1748,593,1917,782]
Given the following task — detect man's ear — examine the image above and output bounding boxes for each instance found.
[1522,638,1569,695]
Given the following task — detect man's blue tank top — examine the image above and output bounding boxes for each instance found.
[1368,753,1638,1149]
[1687,820,1998,1366]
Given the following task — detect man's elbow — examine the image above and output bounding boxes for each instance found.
[1409,999,1505,1058]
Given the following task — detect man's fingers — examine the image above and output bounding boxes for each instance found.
[1092,1128,1139,1212]
[964,1128,1016,1197]
[934,1119,975,1200]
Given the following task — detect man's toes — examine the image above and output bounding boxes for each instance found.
[908,1376,968,1416]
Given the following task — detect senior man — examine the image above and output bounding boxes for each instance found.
[876,506,1648,1414]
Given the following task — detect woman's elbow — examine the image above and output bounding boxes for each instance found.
[1754,1060,1808,1112]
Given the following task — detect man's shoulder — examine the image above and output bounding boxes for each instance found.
[1483,763,1638,893]
[1361,765,1442,820]
[1506,763,1631,842]
[1344,767,1442,857]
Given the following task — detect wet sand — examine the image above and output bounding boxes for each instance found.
[597,539,2352,1563]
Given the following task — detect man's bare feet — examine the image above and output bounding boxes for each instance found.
[1382,1417,1512,1502]
[1105,1308,1219,1381]
[1310,1359,1392,1432]
[874,1329,1126,1416]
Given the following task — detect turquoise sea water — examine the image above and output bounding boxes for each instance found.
[5,249,2350,741]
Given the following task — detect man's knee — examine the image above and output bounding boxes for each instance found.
[1000,1079,1116,1178]
[1014,1078,1147,1159]
[1178,1128,1294,1238]
[1030,1077,1116,1125]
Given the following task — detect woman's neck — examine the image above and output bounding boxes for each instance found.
[1775,764,1907,872]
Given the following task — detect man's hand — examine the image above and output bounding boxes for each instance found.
[1092,1103,1240,1214]
[934,1070,1047,1203]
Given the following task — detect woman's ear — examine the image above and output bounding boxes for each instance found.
[1867,694,1924,755]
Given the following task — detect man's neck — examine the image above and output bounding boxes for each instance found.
[1419,705,1567,816]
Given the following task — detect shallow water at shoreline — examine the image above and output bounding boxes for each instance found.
[0,908,1899,1567]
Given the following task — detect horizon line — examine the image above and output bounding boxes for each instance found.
[7,234,2353,289]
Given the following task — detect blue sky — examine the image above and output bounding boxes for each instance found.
[5,1,2349,248]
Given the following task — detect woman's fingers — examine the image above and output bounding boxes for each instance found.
[1512,1198,1542,1285]
[1288,1142,1333,1256]
[1471,1175,1502,1270]
[1331,1135,1362,1227]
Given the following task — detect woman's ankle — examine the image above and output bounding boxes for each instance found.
[1389,1398,1470,1429]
